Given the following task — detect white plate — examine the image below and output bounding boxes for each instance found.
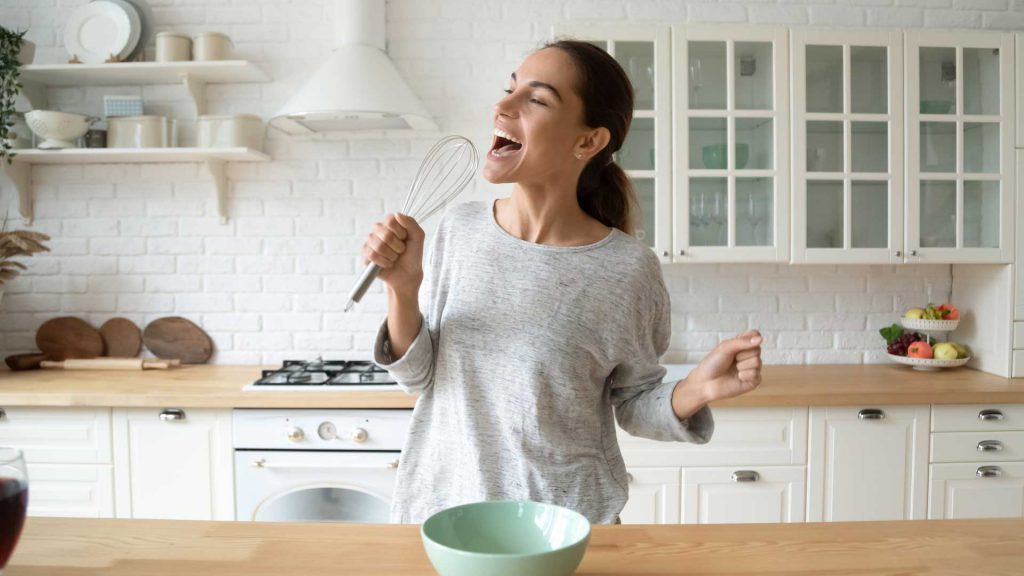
[96,0,142,60]
[899,317,959,332]
[64,1,133,64]
[887,353,970,371]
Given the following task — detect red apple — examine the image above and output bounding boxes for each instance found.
[938,303,960,320]
[907,341,933,359]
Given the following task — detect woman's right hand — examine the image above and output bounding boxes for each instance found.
[361,213,425,296]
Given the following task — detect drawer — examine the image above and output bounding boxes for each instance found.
[26,463,115,518]
[1014,322,1024,348]
[0,407,112,464]
[932,404,1024,432]
[618,407,808,467]
[928,462,1024,520]
[931,431,1024,463]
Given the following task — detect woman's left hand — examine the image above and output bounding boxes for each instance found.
[672,330,763,419]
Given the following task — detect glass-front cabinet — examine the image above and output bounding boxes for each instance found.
[552,24,673,262]
[674,25,790,262]
[791,29,904,263]
[906,30,1014,263]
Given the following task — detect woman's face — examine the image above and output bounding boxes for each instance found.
[483,48,596,185]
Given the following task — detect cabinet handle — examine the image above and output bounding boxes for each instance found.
[978,409,1004,422]
[252,458,266,468]
[977,440,1004,452]
[661,250,669,257]
[158,409,186,422]
[679,249,685,256]
[976,465,1002,478]
[910,250,918,256]
[895,250,902,257]
[858,408,886,420]
[732,470,760,483]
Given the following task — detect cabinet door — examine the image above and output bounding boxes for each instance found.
[0,407,111,464]
[553,24,672,262]
[1015,151,1024,320]
[808,405,930,521]
[26,463,115,518]
[113,408,233,520]
[620,467,680,524]
[673,25,790,262]
[929,462,1024,519]
[791,28,904,264]
[905,30,1014,263]
[681,466,805,524]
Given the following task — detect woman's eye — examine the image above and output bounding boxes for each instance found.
[503,88,513,94]
[530,98,546,106]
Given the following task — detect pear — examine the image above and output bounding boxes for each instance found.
[933,342,958,360]
[905,308,926,319]
[950,342,970,359]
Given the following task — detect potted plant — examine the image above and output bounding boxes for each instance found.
[0,217,50,307]
[0,26,30,164]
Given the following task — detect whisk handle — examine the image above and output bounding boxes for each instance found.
[345,262,382,311]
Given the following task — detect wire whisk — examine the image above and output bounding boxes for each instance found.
[345,135,478,311]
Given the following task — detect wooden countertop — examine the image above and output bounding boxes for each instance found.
[8,516,1024,575]
[1,364,1023,408]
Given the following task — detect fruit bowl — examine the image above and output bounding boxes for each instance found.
[900,318,959,332]
[25,110,97,149]
[888,354,970,371]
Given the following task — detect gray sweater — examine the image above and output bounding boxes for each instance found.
[374,200,714,524]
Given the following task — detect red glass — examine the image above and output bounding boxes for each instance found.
[0,448,28,574]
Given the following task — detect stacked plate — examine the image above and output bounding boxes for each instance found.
[64,0,144,64]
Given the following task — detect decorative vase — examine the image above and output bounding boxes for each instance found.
[17,39,35,65]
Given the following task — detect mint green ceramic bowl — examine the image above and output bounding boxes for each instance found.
[420,500,591,576]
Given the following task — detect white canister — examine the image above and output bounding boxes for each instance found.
[155,32,191,62]
[193,32,233,61]
[107,116,171,148]
[197,114,264,151]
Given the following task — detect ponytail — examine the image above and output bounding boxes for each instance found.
[577,156,636,236]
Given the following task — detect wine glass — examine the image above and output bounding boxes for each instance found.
[0,448,28,575]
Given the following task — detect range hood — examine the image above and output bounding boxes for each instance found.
[270,0,437,134]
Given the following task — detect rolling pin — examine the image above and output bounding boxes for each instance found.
[40,358,176,370]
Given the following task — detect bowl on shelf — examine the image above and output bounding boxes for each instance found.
[900,318,959,332]
[701,143,749,170]
[25,110,97,149]
[920,100,953,114]
[421,500,591,576]
[888,353,970,371]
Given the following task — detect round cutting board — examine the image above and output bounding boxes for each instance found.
[143,316,213,364]
[100,317,142,358]
[35,317,105,361]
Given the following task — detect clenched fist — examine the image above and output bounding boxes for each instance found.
[360,213,426,297]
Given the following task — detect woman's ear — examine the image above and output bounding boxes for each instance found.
[574,126,612,161]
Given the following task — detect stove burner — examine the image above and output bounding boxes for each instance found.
[253,359,395,388]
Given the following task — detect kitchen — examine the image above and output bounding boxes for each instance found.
[2,0,1024,573]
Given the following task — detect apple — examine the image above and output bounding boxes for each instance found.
[907,341,933,359]
[905,308,926,319]
[938,303,960,320]
[933,342,958,360]
[950,342,970,359]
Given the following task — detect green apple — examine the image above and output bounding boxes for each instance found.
[905,308,926,319]
[933,342,958,360]
[950,342,970,359]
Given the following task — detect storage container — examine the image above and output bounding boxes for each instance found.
[107,116,172,148]
[155,32,191,62]
[197,114,264,150]
[193,32,233,61]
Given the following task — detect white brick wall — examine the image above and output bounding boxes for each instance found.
[2,0,996,365]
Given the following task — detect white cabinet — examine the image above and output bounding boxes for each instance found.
[112,408,233,520]
[25,463,115,518]
[929,462,1024,519]
[807,405,930,521]
[619,467,680,524]
[1014,150,1024,322]
[681,466,805,524]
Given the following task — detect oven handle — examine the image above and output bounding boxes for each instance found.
[251,458,400,470]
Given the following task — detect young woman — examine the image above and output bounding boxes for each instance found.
[365,40,763,524]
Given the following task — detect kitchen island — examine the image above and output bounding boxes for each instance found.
[7,516,1024,575]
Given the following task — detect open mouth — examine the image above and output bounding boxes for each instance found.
[489,128,523,159]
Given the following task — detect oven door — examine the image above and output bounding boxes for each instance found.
[235,450,399,523]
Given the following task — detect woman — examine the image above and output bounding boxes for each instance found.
[365,40,763,525]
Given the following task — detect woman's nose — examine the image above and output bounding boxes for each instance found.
[494,93,518,118]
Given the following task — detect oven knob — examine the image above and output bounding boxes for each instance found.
[287,426,305,442]
[350,427,369,443]
[318,421,337,441]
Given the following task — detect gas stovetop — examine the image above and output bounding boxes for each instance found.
[244,359,398,391]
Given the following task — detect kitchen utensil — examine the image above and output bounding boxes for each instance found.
[40,358,172,370]
[99,0,142,60]
[155,31,191,61]
[142,316,213,364]
[421,500,590,576]
[107,115,171,148]
[84,129,106,148]
[4,353,47,371]
[35,317,105,361]
[920,100,953,114]
[99,317,142,357]
[64,1,135,64]
[25,111,97,149]
[345,134,478,311]
[197,114,264,150]
[193,32,233,61]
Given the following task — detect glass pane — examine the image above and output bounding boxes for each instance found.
[255,487,389,523]
[806,45,843,113]
[807,121,843,172]
[619,118,655,171]
[851,46,887,114]
[851,181,888,248]
[735,118,772,170]
[919,47,956,115]
[735,42,772,110]
[920,122,956,173]
[963,47,1000,115]
[690,117,727,170]
[587,41,608,52]
[618,41,655,111]
[963,122,999,174]
[963,180,999,248]
[806,181,844,248]
[736,177,773,247]
[920,180,956,248]
[633,178,656,248]
[689,41,726,110]
[851,121,888,173]
[690,178,727,246]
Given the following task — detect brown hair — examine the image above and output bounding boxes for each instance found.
[544,39,638,236]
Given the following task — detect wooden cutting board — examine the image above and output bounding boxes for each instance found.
[35,317,105,361]
[142,316,213,364]
[100,317,142,358]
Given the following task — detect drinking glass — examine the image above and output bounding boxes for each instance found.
[0,448,28,575]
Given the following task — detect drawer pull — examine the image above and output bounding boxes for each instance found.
[158,409,186,422]
[858,409,885,420]
[977,440,1004,452]
[978,409,1004,422]
[976,466,1002,478]
[732,470,760,483]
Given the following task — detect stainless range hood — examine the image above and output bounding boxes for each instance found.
[269,0,437,134]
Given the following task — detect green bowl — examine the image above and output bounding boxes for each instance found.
[702,143,749,169]
[421,500,591,576]
[920,99,953,114]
